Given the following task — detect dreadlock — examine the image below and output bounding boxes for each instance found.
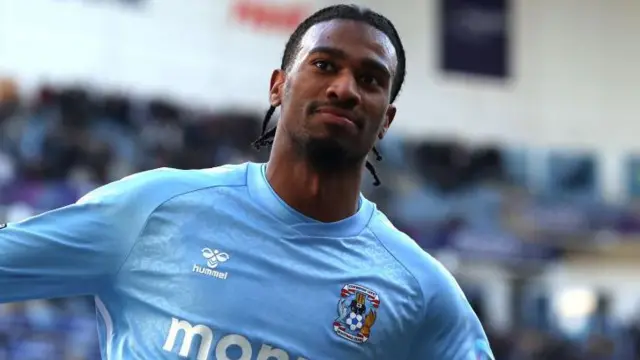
[252,4,406,186]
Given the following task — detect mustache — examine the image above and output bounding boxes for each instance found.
[307,100,358,115]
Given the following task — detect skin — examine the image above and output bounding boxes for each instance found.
[265,19,398,222]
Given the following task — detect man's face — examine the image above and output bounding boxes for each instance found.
[270,19,397,168]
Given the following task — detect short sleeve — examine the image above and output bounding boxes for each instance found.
[407,270,495,359]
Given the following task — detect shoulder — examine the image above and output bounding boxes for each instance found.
[77,163,250,214]
[367,211,464,308]
[368,211,492,357]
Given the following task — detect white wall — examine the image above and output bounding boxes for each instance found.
[538,258,640,321]
[367,0,639,149]
[450,256,640,328]
[0,0,214,104]
[0,0,320,108]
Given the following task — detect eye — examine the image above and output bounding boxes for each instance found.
[359,74,379,87]
[313,60,335,72]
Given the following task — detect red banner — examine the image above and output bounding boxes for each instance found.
[230,0,310,32]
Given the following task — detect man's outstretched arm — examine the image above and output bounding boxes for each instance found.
[0,170,164,303]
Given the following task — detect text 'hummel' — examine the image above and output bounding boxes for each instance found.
[193,248,230,280]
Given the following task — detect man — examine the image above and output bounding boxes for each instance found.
[0,4,494,359]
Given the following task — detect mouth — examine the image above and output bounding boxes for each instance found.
[314,107,360,128]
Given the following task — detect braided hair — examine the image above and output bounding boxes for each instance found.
[252,4,406,186]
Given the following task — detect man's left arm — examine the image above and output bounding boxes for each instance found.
[407,274,495,359]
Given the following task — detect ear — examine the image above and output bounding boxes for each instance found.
[269,69,286,107]
[378,104,396,140]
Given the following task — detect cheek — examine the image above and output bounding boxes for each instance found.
[365,102,390,130]
[283,79,309,109]
[285,72,310,95]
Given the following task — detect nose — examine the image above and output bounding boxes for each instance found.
[325,73,361,107]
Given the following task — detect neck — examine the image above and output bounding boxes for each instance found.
[266,134,364,223]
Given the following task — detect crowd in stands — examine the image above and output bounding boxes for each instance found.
[2,80,640,359]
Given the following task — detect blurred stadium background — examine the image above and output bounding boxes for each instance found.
[1,0,639,359]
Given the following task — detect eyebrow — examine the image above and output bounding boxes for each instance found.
[307,46,391,78]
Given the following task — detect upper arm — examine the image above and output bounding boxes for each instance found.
[366,215,495,359]
[408,271,494,359]
[0,170,166,303]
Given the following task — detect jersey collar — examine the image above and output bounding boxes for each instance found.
[247,162,375,238]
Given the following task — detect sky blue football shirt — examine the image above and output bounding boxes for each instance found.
[0,162,494,359]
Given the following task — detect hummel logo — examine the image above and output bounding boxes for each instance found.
[201,248,230,268]
[192,248,230,280]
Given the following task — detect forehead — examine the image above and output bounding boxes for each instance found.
[297,19,397,72]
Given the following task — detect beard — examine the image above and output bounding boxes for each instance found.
[291,133,366,173]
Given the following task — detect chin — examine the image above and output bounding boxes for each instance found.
[304,137,363,171]
[306,136,348,156]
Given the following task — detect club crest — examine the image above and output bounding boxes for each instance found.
[333,284,380,344]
